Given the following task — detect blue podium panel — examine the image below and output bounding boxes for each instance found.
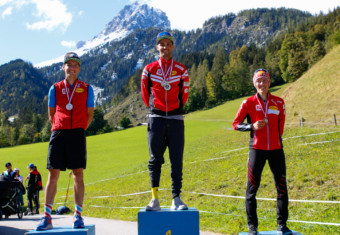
[25,225,95,235]
[138,208,199,235]
[239,231,303,235]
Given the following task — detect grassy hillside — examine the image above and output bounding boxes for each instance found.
[283,45,340,127]
[105,92,148,127]
[1,49,339,234]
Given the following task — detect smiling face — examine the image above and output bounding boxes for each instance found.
[156,38,174,60]
[63,60,80,80]
[254,77,270,95]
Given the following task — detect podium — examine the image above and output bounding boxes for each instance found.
[138,208,199,235]
[25,225,95,235]
[239,231,303,235]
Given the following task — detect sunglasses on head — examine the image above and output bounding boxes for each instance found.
[254,68,268,74]
[157,32,172,37]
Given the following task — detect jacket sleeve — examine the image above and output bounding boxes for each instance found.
[233,100,253,132]
[181,69,190,105]
[141,66,150,107]
[27,173,34,188]
[279,99,286,136]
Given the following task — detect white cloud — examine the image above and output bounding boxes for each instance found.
[0,0,72,31]
[25,0,72,31]
[61,40,76,48]
[0,0,13,7]
[1,6,12,18]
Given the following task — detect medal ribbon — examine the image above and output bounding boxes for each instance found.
[256,93,269,119]
[158,59,173,82]
[64,79,78,106]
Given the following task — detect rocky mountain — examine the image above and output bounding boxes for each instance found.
[97,2,170,40]
[36,2,170,67]
[0,3,315,120]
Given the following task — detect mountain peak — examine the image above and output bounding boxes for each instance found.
[35,2,170,67]
[98,1,170,38]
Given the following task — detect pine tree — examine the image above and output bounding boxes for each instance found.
[308,40,325,67]
[210,47,227,101]
[205,72,216,105]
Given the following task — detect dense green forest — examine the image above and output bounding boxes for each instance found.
[119,7,340,114]
[0,7,339,148]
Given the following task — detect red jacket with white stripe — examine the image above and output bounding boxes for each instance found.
[232,92,286,150]
[141,57,189,116]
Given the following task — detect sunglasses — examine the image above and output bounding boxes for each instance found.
[254,68,268,74]
[157,32,172,37]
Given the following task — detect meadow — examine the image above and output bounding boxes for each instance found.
[1,83,339,234]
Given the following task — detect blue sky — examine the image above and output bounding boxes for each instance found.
[0,0,339,66]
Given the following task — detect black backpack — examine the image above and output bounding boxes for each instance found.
[35,172,43,190]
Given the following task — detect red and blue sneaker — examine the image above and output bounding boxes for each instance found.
[73,215,85,229]
[36,216,53,230]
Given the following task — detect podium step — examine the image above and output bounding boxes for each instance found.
[138,207,199,235]
[239,231,303,235]
[25,225,95,235]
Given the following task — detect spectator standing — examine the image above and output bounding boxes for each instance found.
[26,163,41,215]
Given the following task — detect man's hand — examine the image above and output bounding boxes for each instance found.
[253,120,266,130]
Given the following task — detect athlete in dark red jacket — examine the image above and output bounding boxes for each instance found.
[141,32,189,211]
[141,55,189,115]
[233,69,292,235]
[233,91,285,150]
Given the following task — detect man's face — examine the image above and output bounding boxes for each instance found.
[63,60,80,78]
[156,39,174,59]
[6,165,12,170]
[254,77,270,94]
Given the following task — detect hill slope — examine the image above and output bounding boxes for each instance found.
[283,45,340,126]
[1,47,339,234]
[1,86,339,234]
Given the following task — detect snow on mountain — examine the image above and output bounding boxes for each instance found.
[35,2,170,68]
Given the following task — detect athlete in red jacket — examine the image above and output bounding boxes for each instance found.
[141,32,189,211]
[141,50,189,115]
[37,52,94,231]
[233,69,292,235]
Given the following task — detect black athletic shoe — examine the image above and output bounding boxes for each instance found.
[277,225,293,235]
[248,225,258,235]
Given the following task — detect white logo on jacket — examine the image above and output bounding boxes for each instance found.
[268,109,280,115]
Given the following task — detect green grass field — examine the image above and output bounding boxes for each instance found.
[1,46,340,234]
[1,87,339,234]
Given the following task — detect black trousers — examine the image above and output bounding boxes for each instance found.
[147,117,184,198]
[246,148,289,228]
[27,188,40,211]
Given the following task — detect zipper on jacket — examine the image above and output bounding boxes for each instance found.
[266,99,270,150]
[266,121,270,150]
[165,62,168,116]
